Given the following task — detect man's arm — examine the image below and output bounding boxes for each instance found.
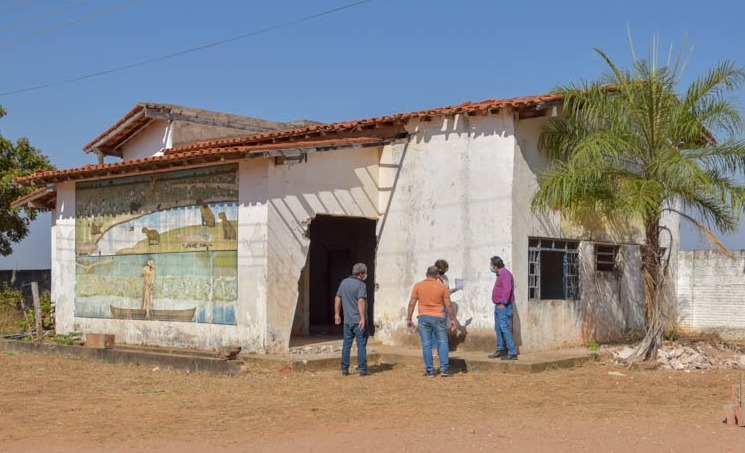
[334,296,342,325]
[406,297,417,328]
[357,298,366,330]
[444,294,456,331]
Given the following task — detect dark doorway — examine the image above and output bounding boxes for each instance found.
[307,215,376,336]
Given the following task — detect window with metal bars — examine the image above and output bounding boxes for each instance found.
[528,237,580,300]
[595,244,617,272]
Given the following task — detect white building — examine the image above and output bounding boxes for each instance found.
[15,94,664,353]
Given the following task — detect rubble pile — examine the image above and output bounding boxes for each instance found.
[606,341,745,371]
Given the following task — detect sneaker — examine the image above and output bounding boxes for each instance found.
[358,371,369,377]
[440,370,453,377]
[341,370,350,376]
[422,372,436,378]
[488,350,507,359]
[500,354,518,361]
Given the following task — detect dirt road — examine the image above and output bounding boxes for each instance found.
[1,351,743,452]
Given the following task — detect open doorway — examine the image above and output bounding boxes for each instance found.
[304,215,377,338]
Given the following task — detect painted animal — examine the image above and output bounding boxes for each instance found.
[141,227,160,245]
[90,223,102,235]
[176,233,212,248]
[197,200,215,227]
[219,212,237,240]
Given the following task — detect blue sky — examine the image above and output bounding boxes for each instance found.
[0,0,743,269]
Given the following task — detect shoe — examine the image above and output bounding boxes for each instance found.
[341,370,349,376]
[500,355,518,361]
[488,350,507,359]
[422,372,435,378]
[358,371,369,377]
[440,370,452,377]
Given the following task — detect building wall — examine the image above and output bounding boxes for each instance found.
[374,113,518,349]
[120,121,169,161]
[265,147,381,352]
[374,112,648,352]
[52,162,270,353]
[511,116,646,350]
[676,250,745,339]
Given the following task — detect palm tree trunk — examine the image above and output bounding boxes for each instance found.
[627,222,665,361]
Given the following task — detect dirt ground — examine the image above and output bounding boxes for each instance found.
[1,350,744,453]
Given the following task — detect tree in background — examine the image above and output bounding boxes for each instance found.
[531,39,745,361]
[0,105,54,256]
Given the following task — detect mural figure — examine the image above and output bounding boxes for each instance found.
[141,227,160,245]
[141,259,155,319]
[198,200,216,227]
[219,212,237,240]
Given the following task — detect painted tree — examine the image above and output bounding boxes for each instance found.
[0,105,55,256]
[531,42,745,360]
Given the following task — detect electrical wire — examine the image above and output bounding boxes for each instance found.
[0,0,137,48]
[0,0,374,97]
[0,0,34,17]
[0,0,92,34]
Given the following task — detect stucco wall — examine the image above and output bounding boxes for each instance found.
[120,121,169,161]
[677,250,745,339]
[265,147,381,352]
[374,113,518,349]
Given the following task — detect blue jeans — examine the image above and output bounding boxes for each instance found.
[341,323,368,374]
[494,304,517,356]
[418,315,449,373]
[430,310,450,351]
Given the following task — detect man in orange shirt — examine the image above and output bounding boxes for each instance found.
[407,266,457,377]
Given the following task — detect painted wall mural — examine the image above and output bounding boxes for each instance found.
[75,165,239,324]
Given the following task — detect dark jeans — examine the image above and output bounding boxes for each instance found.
[341,323,368,374]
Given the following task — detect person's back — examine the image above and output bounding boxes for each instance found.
[334,263,369,376]
[411,278,448,318]
[337,276,366,324]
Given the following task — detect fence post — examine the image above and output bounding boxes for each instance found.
[31,281,42,342]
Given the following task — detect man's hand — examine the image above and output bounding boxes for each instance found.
[406,319,414,329]
[448,319,456,332]
[334,314,341,325]
[358,319,366,331]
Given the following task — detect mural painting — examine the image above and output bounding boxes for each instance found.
[74,165,239,324]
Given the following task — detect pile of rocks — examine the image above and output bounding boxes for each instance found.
[606,341,745,371]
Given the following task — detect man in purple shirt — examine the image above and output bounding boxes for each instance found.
[488,256,518,360]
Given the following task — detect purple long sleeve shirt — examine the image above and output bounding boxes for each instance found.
[491,268,515,305]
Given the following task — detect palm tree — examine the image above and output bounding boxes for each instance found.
[531,41,745,361]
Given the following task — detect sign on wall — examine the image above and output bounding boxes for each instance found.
[74,165,239,324]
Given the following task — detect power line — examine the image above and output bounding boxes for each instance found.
[0,0,136,48]
[0,0,92,34]
[0,0,374,97]
[0,0,34,17]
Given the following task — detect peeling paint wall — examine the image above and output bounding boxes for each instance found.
[265,147,381,352]
[375,113,518,348]
[676,250,745,339]
[374,113,649,352]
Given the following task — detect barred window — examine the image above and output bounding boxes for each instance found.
[528,237,580,301]
[595,244,618,272]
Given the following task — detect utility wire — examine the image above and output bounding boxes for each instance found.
[0,0,92,34]
[0,0,136,48]
[0,0,374,97]
[0,0,34,17]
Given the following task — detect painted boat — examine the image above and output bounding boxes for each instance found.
[110,305,196,322]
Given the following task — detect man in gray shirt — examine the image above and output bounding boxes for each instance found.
[334,262,369,376]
